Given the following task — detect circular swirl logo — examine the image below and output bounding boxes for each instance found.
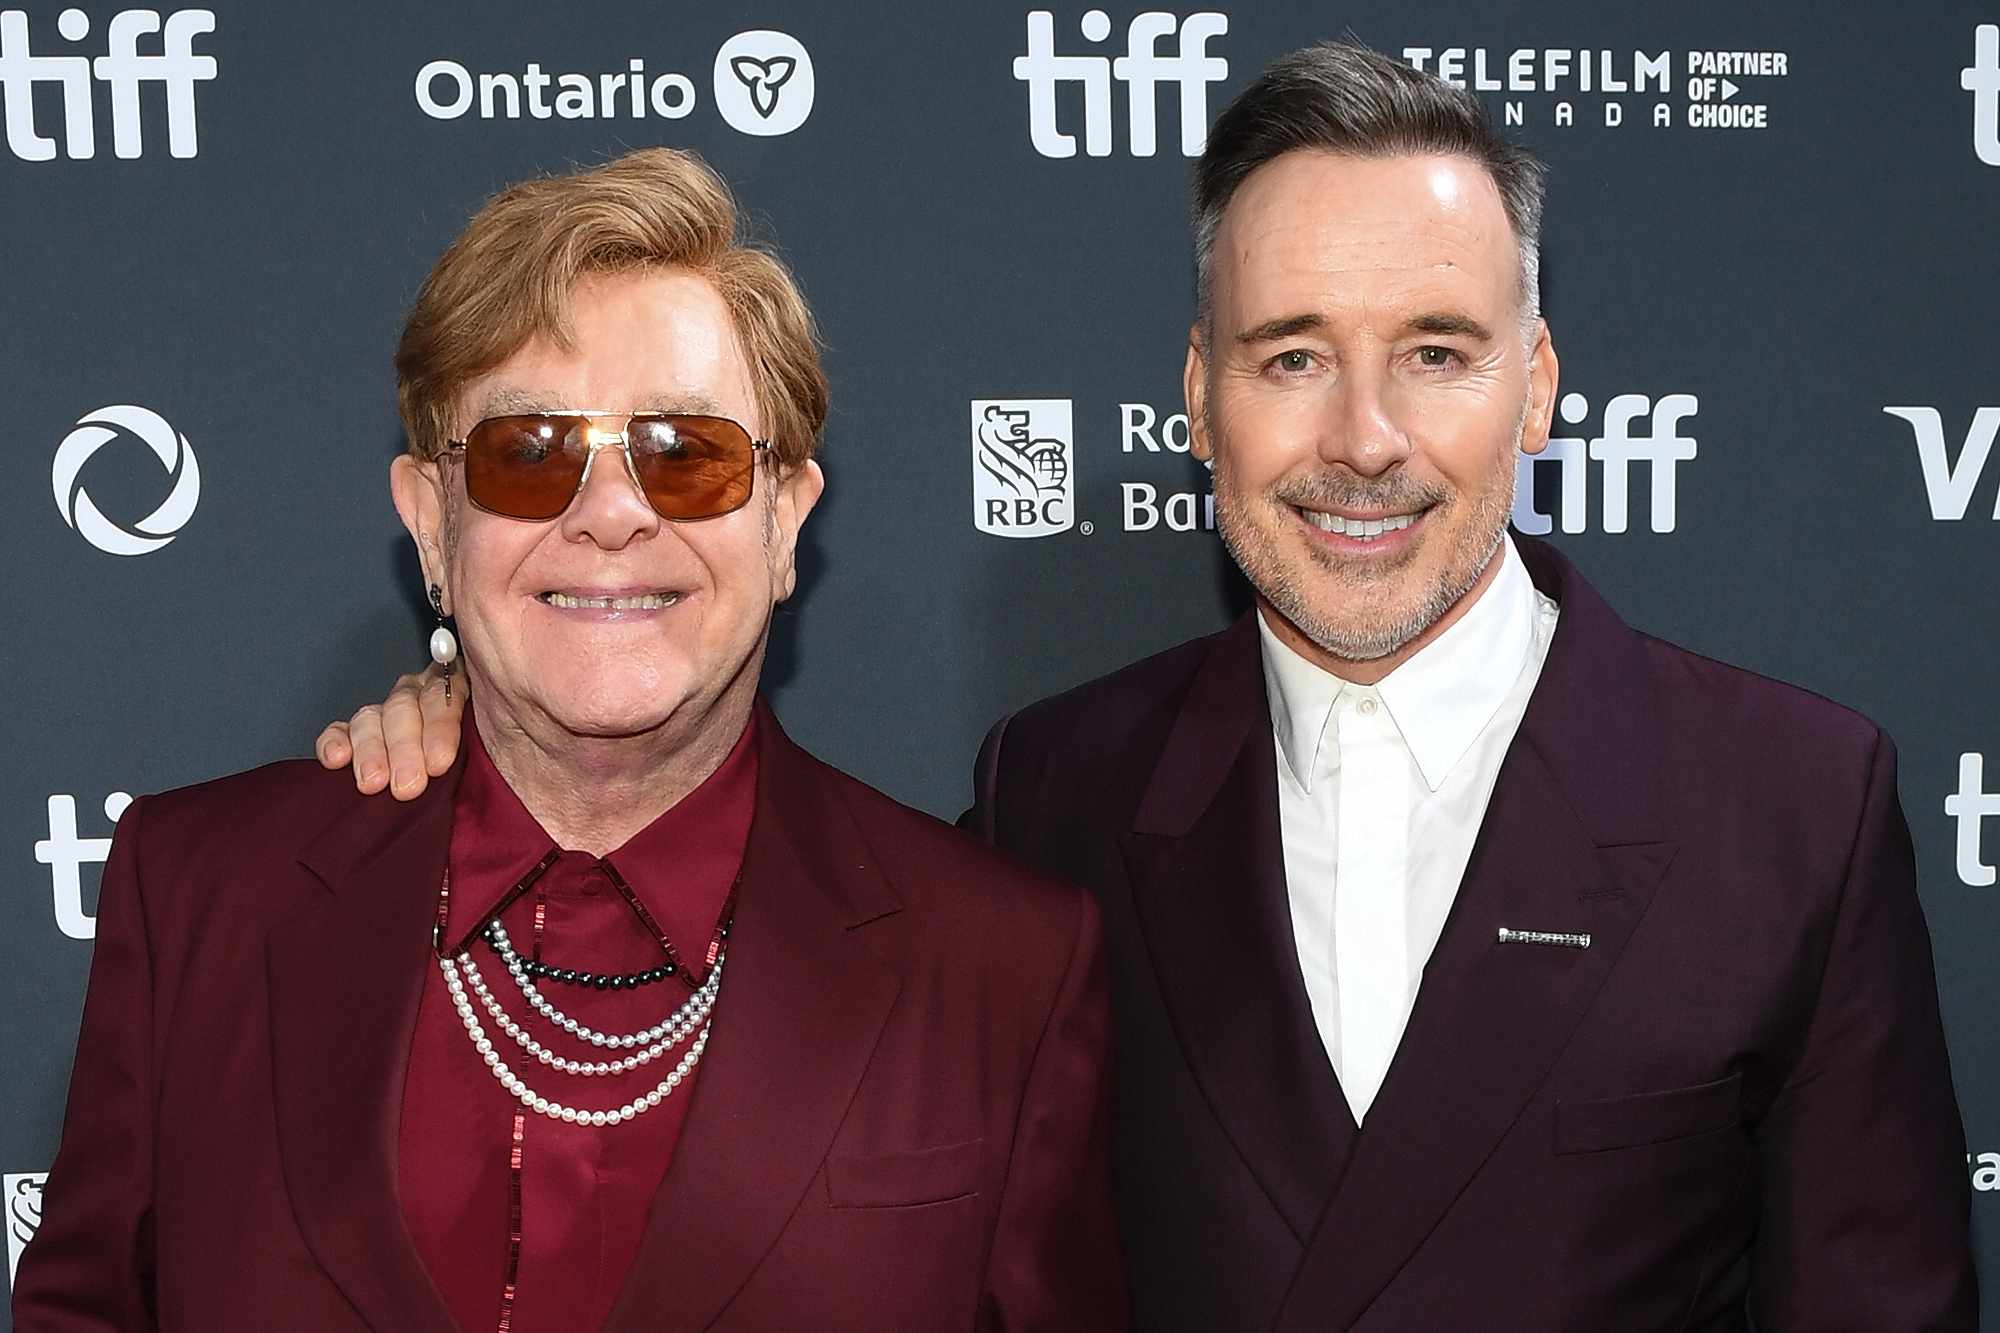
[52,405,201,556]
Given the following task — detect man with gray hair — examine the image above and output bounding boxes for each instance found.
[325,41,1975,1329]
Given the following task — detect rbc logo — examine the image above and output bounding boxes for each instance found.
[1512,392,1698,535]
[0,8,217,161]
[3,1173,44,1290]
[972,399,1074,537]
[53,404,200,555]
[1013,9,1227,158]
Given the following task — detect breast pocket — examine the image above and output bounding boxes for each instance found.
[1554,1072,1743,1155]
[825,1137,984,1209]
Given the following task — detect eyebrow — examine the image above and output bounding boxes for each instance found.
[1404,312,1494,341]
[1235,314,1325,345]
[1233,310,1497,346]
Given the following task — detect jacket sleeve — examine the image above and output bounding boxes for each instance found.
[12,797,159,1331]
[1748,732,1978,1329]
[978,884,1127,1331]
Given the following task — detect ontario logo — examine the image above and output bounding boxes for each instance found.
[416,28,813,137]
[713,29,812,135]
[971,399,1073,537]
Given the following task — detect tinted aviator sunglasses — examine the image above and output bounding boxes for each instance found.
[445,412,772,522]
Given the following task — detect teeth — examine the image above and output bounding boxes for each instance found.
[1299,510,1418,541]
[542,592,680,610]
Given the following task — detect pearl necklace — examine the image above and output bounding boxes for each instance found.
[485,919,716,1050]
[441,950,712,1126]
[459,948,718,1077]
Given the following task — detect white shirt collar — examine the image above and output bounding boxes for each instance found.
[1257,535,1544,795]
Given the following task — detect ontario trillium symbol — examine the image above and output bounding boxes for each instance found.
[976,405,1068,498]
[729,55,797,118]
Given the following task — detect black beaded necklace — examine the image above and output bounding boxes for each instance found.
[479,922,706,989]
[435,848,737,996]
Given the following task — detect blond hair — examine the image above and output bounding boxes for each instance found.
[395,147,827,470]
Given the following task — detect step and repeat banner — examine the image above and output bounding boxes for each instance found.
[2,0,1997,1318]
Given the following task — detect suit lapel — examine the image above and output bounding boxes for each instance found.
[1121,616,1356,1242]
[605,709,903,1332]
[268,773,463,1333]
[1277,537,1681,1330]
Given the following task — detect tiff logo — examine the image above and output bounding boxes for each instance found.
[1512,392,1698,535]
[1884,406,2000,519]
[0,8,216,161]
[1013,9,1226,158]
[1964,25,1999,166]
[1949,754,2000,887]
[33,792,131,940]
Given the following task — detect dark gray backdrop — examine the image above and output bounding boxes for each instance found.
[4,0,1997,1321]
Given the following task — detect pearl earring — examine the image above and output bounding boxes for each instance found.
[429,583,459,700]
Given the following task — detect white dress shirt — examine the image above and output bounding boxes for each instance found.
[1257,536,1559,1124]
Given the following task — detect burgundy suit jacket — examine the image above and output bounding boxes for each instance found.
[16,706,1124,1332]
[969,537,1975,1331]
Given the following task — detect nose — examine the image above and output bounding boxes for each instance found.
[1317,365,1413,478]
[559,432,662,550]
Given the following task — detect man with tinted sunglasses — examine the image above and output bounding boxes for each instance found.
[15,149,1124,1331]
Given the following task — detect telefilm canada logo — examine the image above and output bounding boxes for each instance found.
[972,400,1074,537]
[0,8,217,161]
[1404,44,1789,131]
[35,791,131,940]
[1512,392,1699,535]
[53,404,201,555]
[416,28,814,136]
[4,1173,44,1289]
[1013,9,1228,158]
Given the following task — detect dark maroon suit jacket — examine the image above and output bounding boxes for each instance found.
[969,537,1975,1331]
[16,706,1124,1332]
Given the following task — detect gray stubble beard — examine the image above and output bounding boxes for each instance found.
[1211,401,1527,665]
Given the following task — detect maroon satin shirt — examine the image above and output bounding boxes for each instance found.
[398,710,755,1333]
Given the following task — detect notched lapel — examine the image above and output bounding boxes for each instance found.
[1123,615,1354,1242]
[268,780,461,1333]
[606,715,903,1333]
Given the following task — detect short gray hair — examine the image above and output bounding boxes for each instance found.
[1192,41,1546,338]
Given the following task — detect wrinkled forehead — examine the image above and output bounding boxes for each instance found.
[464,385,733,424]
[453,268,764,436]
[1212,150,1521,323]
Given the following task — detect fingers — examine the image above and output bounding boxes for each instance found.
[382,672,435,799]
[315,721,352,770]
[314,667,466,801]
[417,665,466,776]
[342,702,394,795]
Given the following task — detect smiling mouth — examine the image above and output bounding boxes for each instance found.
[538,591,682,610]
[1293,507,1428,542]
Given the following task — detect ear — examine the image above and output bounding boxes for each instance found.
[1184,324,1214,465]
[390,453,452,609]
[769,458,825,603]
[1519,319,1560,458]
